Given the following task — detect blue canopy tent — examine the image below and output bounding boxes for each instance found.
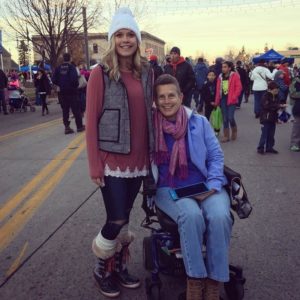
[19,64,51,72]
[252,49,284,64]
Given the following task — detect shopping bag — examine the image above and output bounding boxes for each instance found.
[210,107,223,132]
[278,109,291,123]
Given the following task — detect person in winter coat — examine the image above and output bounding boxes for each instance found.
[278,58,291,87]
[257,81,286,154]
[0,69,8,115]
[289,75,300,152]
[35,69,50,116]
[194,57,208,112]
[214,61,242,142]
[149,55,163,81]
[274,70,288,103]
[236,61,249,108]
[201,70,217,120]
[52,53,85,134]
[86,8,154,298]
[250,59,275,118]
[153,74,231,300]
[209,57,223,78]
[164,46,196,107]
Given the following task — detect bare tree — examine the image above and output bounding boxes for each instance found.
[3,0,101,68]
[224,48,237,62]
[100,0,152,31]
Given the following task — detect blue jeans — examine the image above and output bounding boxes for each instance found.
[253,90,266,115]
[155,187,232,282]
[238,89,244,107]
[258,122,276,150]
[183,89,194,108]
[193,88,203,109]
[220,96,236,129]
[35,90,41,105]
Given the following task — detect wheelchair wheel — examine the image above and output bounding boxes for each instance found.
[30,106,36,112]
[146,277,162,300]
[143,236,155,271]
[224,277,245,300]
[9,108,14,114]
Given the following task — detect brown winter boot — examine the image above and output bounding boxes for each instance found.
[186,277,205,300]
[221,128,230,143]
[231,126,237,141]
[203,278,220,300]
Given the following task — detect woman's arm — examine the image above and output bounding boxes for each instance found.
[265,68,274,80]
[86,66,105,180]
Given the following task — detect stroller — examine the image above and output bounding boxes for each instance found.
[141,167,251,300]
[8,85,36,113]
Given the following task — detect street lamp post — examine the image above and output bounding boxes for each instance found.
[82,6,90,69]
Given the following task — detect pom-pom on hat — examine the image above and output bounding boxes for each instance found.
[150,55,158,61]
[108,7,141,43]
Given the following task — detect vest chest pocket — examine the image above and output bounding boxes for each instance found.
[99,109,120,142]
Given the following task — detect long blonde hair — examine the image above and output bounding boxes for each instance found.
[102,37,148,81]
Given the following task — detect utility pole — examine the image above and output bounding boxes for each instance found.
[0,30,3,70]
[82,6,90,69]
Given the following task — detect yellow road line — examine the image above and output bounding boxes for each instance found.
[5,242,29,277]
[0,118,61,142]
[0,140,86,253]
[0,133,85,223]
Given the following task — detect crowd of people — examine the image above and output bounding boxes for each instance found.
[154,49,299,153]
[0,58,90,134]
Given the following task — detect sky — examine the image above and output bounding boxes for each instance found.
[1,0,300,64]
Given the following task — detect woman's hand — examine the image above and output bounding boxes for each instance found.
[193,189,216,202]
[92,177,105,187]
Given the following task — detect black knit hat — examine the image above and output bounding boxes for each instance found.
[170,47,181,55]
[268,81,279,90]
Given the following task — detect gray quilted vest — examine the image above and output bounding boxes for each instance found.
[98,65,154,154]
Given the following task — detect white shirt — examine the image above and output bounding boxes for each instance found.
[250,66,276,91]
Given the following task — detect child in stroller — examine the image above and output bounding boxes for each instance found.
[141,74,247,300]
[8,80,35,113]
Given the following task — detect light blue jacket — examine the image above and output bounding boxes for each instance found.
[153,107,227,192]
[185,107,227,191]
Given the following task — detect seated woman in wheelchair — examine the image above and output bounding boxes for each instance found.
[153,74,232,300]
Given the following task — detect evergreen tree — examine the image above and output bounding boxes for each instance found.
[18,40,30,66]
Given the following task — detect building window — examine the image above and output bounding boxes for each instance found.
[93,43,98,54]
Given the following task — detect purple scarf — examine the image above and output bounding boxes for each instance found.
[154,106,188,181]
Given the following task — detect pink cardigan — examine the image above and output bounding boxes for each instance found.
[85,67,149,179]
[215,72,242,106]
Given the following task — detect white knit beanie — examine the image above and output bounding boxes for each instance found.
[108,7,141,43]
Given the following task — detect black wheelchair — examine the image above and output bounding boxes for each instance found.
[141,189,247,300]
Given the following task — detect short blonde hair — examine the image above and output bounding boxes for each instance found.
[102,36,148,81]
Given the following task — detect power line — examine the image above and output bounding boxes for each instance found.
[145,0,300,15]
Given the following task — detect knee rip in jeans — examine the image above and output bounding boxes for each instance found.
[102,220,127,240]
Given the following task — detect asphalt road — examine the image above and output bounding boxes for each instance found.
[0,97,299,300]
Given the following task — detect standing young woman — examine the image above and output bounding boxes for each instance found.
[85,8,154,298]
[36,69,50,116]
[215,61,242,142]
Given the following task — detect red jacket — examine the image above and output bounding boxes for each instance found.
[215,72,242,106]
[278,65,291,86]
